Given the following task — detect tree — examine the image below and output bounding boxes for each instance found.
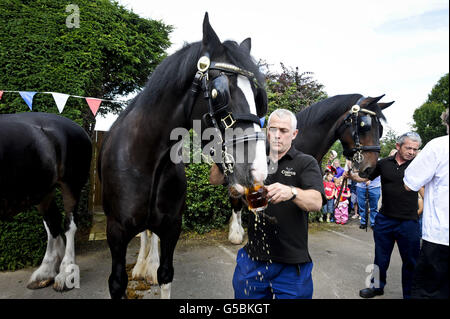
[412,73,449,146]
[262,62,328,116]
[380,128,398,158]
[0,0,172,132]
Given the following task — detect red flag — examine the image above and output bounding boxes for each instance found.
[86,98,102,116]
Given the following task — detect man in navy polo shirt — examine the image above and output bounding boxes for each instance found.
[347,131,422,299]
[211,109,325,299]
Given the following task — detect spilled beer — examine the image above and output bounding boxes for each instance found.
[245,182,277,224]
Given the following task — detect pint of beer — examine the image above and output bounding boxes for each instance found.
[245,182,268,212]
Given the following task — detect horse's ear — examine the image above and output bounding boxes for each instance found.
[361,94,385,107]
[240,37,252,53]
[378,101,395,110]
[202,12,221,51]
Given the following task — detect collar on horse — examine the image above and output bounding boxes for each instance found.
[339,96,381,169]
[184,55,265,175]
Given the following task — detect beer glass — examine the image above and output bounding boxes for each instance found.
[245,182,268,213]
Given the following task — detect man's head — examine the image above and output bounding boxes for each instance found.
[267,109,298,157]
[395,132,421,162]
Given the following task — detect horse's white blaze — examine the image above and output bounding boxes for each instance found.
[237,75,268,183]
[54,217,77,290]
[144,232,160,285]
[132,231,150,280]
[28,221,65,286]
[228,208,244,245]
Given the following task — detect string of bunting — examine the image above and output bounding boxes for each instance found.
[0,90,122,116]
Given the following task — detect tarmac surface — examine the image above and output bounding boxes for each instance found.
[0,214,404,299]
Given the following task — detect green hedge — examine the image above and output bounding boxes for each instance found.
[0,187,91,271]
[0,209,47,271]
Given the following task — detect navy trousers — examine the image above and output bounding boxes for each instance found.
[371,213,420,299]
[233,248,313,299]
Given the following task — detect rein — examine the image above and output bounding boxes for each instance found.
[184,55,265,175]
[334,177,348,210]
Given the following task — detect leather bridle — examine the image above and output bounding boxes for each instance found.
[337,97,382,170]
[184,55,266,175]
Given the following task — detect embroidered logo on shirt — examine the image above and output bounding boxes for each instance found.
[281,167,296,177]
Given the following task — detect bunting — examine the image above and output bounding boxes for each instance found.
[0,90,122,116]
[19,91,37,110]
[51,92,70,113]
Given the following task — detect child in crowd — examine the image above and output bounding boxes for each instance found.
[333,176,351,225]
[321,172,335,222]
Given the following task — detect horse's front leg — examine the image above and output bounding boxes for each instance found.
[157,220,181,299]
[228,198,245,245]
[144,232,160,285]
[132,231,150,280]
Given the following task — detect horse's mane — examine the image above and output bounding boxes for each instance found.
[117,40,265,118]
[296,93,386,129]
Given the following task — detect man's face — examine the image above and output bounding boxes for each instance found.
[267,115,298,155]
[396,137,420,162]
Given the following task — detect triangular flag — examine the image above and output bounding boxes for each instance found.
[51,93,70,113]
[86,98,102,116]
[19,91,37,110]
[260,117,265,128]
[0,91,3,100]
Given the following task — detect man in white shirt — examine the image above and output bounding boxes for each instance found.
[403,109,449,299]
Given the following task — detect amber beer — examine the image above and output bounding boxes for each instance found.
[245,183,268,212]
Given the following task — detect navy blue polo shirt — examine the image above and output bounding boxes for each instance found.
[368,156,418,220]
[245,146,326,264]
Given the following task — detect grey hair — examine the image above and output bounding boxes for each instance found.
[268,109,297,131]
[397,131,422,147]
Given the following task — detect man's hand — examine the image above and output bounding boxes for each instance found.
[209,164,225,185]
[266,183,293,204]
[266,182,323,212]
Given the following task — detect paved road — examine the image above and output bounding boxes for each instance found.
[0,218,403,299]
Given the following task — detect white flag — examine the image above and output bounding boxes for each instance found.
[51,92,70,113]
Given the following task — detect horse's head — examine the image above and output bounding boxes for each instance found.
[337,95,393,178]
[188,13,268,190]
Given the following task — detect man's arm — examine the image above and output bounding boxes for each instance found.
[266,183,323,212]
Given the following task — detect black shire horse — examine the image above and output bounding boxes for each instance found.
[99,13,268,299]
[0,112,92,290]
[227,94,393,244]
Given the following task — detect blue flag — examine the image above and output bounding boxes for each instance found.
[19,91,37,110]
[260,117,265,128]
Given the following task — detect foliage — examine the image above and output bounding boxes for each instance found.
[0,0,171,270]
[412,73,449,146]
[184,163,232,234]
[0,209,47,271]
[380,128,398,158]
[262,62,328,116]
[0,0,172,131]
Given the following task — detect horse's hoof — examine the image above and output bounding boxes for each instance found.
[132,263,146,280]
[228,237,243,245]
[27,278,54,289]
